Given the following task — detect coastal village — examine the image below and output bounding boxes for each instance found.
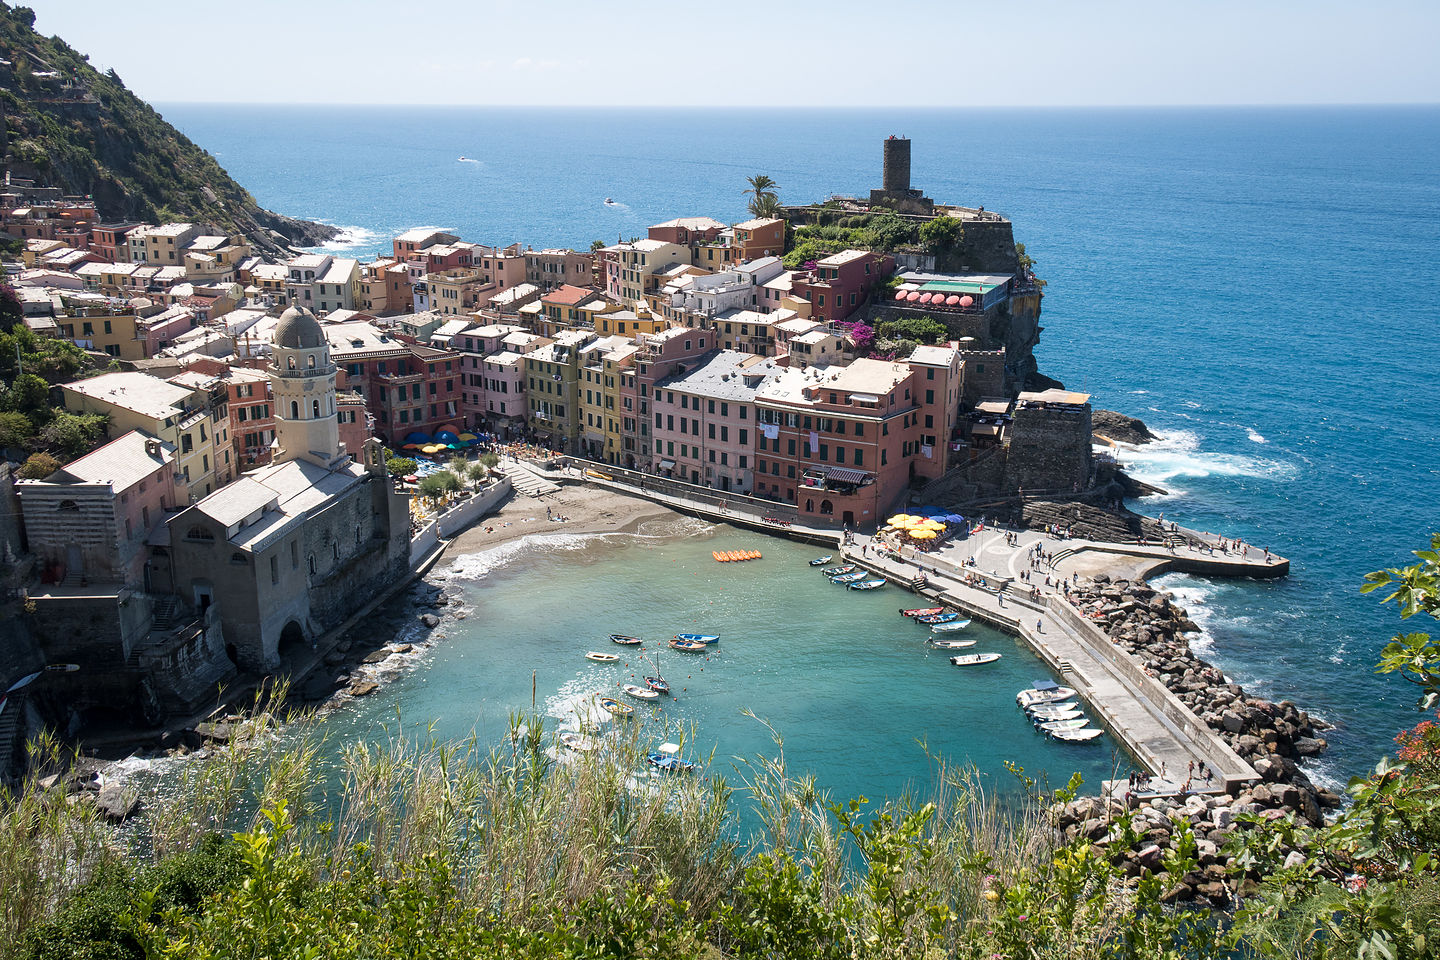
[0,132,1341,903]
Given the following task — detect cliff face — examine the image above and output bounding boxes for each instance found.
[0,4,335,250]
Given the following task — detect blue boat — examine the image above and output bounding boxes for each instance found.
[646,751,695,773]
[821,564,855,576]
[848,578,886,590]
[831,571,867,583]
[676,633,719,644]
[808,555,833,566]
[916,612,962,624]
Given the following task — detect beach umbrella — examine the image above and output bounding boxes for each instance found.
[458,432,478,441]
[918,293,932,304]
[894,290,908,301]
[401,443,422,451]
[945,295,961,306]
[887,514,913,526]
[959,295,974,308]
[910,529,936,540]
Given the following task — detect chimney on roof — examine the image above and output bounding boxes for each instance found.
[145,438,161,456]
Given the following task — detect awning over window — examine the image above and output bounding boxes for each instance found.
[826,467,871,485]
[658,459,676,470]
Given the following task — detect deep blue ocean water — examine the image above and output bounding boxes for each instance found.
[161,104,1440,791]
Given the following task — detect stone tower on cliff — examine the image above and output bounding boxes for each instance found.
[269,305,347,469]
[869,136,934,215]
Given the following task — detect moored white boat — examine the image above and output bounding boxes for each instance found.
[928,639,976,650]
[1016,681,1077,707]
[670,638,708,652]
[930,620,972,633]
[831,571,867,583]
[1038,718,1089,732]
[1024,700,1079,716]
[558,730,599,752]
[848,578,886,590]
[621,683,660,701]
[1026,705,1081,721]
[1050,727,1103,742]
[951,653,1002,666]
[821,565,856,576]
[585,651,619,663]
[598,695,633,717]
[809,556,833,566]
[1030,709,1084,723]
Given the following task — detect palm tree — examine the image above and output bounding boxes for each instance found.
[745,174,779,218]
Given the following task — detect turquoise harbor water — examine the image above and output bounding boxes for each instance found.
[160,105,1440,794]
[315,520,1117,802]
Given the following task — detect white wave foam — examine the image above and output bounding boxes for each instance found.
[1113,429,1291,486]
[1129,389,1148,394]
[307,225,383,253]
[441,518,716,582]
[1246,428,1267,444]
[1149,572,1220,653]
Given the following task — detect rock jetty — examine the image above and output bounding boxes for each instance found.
[1052,574,1341,905]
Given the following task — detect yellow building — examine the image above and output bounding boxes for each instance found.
[55,306,139,359]
[594,305,666,338]
[576,335,634,461]
[601,342,637,465]
[61,371,231,502]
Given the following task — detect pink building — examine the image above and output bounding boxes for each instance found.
[451,323,525,431]
[631,327,715,465]
[791,250,895,324]
[650,350,782,493]
[17,430,179,587]
[754,358,920,529]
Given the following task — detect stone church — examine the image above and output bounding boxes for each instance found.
[167,306,410,672]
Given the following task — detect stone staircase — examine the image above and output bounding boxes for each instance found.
[0,691,23,780]
[503,462,560,498]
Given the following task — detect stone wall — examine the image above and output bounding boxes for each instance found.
[936,219,1019,275]
[1006,403,1092,494]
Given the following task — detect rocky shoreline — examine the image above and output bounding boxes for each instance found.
[1053,574,1340,906]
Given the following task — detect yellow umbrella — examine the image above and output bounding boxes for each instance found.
[910,529,937,539]
[887,515,914,526]
[918,519,946,530]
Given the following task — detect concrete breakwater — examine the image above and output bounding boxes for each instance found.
[1052,574,1343,906]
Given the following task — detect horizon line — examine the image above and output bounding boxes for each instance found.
[149,100,1440,110]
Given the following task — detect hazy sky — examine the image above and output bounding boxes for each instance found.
[26,0,1440,107]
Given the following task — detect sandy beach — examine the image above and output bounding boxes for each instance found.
[439,480,680,560]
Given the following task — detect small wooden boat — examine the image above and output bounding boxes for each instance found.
[809,556,834,566]
[848,578,886,590]
[598,696,633,717]
[950,653,1002,666]
[901,607,944,618]
[1050,728,1103,742]
[713,550,762,562]
[644,652,671,694]
[646,743,695,773]
[1038,718,1089,732]
[928,639,976,650]
[585,651,620,663]
[832,572,866,584]
[558,730,598,752]
[609,634,643,645]
[916,611,962,624]
[930,620,972,633]
[670,639,708,652]
[621,683,660,701]
[676,633,719,644]
[821,565,856,576]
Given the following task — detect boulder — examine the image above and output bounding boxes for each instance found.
[419,614,440,628]
[1221,711,1244,733]
[94,783,140,822]
[362,650,390,664]
[1294,737,1326,757]
[193,721,233,743]
[349,680,380,697]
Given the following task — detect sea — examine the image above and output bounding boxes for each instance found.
[156,104,1440,800]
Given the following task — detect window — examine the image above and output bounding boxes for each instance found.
[231,552,248,565]
[291,400,299,419]
[185,526,214,543]
[926,390,934,404]
[854,448,864,466]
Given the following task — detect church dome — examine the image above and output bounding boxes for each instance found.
[273,306,327,350]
